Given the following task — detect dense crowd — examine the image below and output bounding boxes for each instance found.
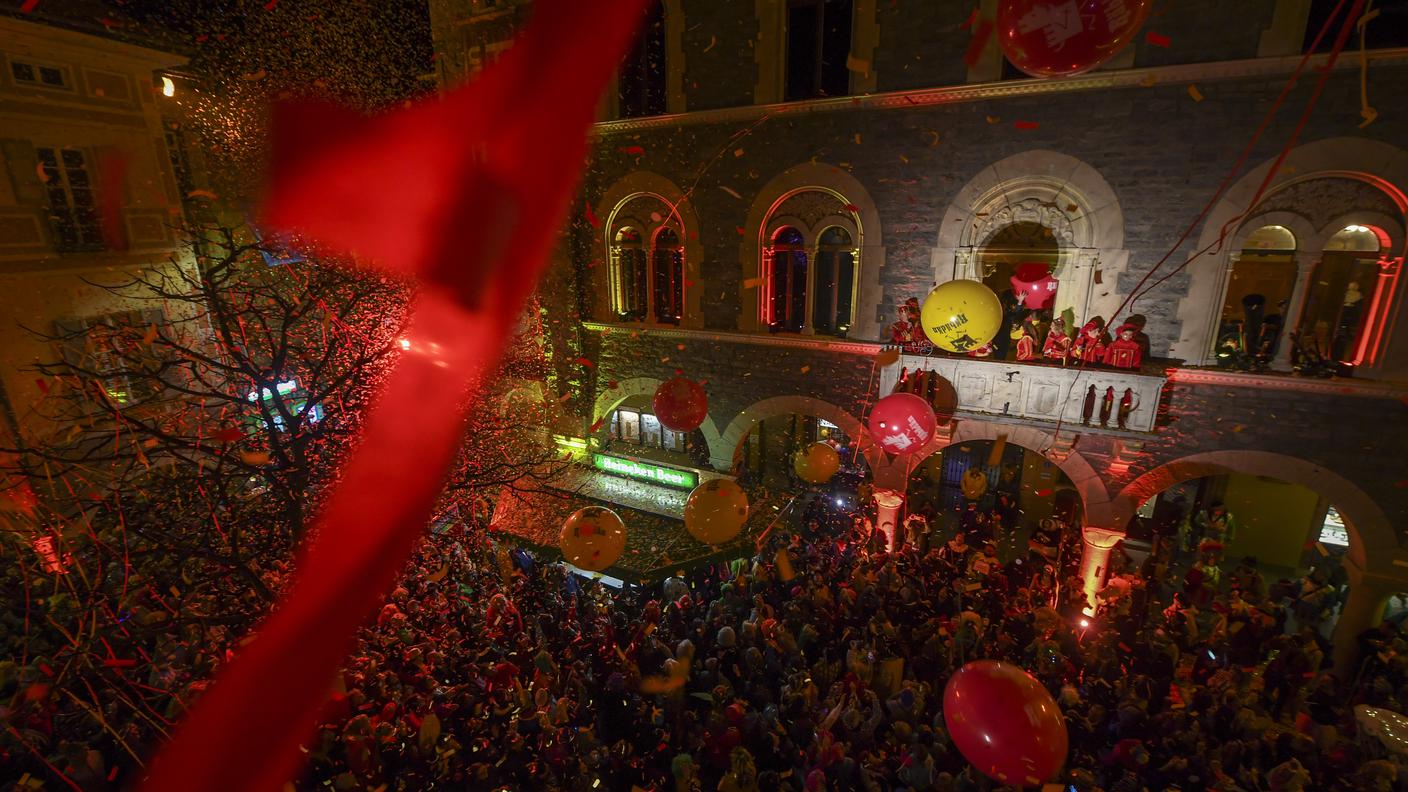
[5,497,1408,791]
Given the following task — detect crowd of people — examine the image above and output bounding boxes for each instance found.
[5,496,1408,791]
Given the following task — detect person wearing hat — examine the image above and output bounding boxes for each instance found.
[1105,322,1144,369]
[888,298,920,346]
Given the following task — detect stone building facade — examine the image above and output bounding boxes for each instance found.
[431,0,1408,671]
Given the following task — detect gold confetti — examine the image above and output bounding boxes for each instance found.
[800,366,811,374]
[733,148,744,157]
[853,133,862,145]
[703,35,717,53]
[845,54,871,75]
[240,450,271,466]
[1187,84,1204,102]
[741,277,763,289]
[985,115,1001,124]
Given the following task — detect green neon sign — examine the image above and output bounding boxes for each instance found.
[592,453,698,490]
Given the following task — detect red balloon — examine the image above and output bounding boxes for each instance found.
[943,660,1068,787]
[867,392,937,456]
[1010,262,1059,310]
[997,0,1151,78]
[653,377,708,432]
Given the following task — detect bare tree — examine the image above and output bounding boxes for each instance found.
[0,222,565,777]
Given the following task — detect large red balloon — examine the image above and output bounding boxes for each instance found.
[653,377,708,432]
[997,0,1151,78]
[1010,262,1059,310]
[943,660,1068,788]
[868,392,937,456]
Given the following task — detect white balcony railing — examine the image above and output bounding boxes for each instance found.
[881,352,1168,433]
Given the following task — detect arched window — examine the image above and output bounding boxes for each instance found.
[652,228,683,325]
[767,227,808,332]
[1301,224,1386,362]
[606,192,691,325]
[760,189,861,336]
[812,226,855,334]
[610,227,648,321]
[1216,225,1297,363]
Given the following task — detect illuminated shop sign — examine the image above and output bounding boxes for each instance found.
[591,453,697,490]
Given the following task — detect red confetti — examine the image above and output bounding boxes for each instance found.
[1014,120,1040,130]
[20,0,40,12]
[1034,488,1054,497]
[959,8,978,30]
[584,199,600,228]
[264,0,278,8]
[34,377,48,395]
[963,17,994,67]
[618,145,645,156]
[843,202,860,213]
[575,356,595,368]
[213,428,245,444]
[1145,31,1171,48]
[589,416,606,433]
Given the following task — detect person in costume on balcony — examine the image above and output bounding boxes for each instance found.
[1043,310,1075,364]
[1074,317,1109,364]
[1105,322,1145,370]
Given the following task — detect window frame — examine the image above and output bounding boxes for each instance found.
[784,0,854,101]
[36,146,104,252]
[759,193,862,336]
[607,206,688,326]
[8,58,72,92]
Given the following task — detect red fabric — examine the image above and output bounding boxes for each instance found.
[140,3,650,791]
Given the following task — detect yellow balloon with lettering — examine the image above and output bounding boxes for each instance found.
[684,479,750,545]
[793,442,841,485]
[559,506,626,571]
[920,280,1004,353]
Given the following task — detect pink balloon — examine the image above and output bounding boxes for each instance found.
[943,660,1069,788]
[1010,262,1058,310]
[997,0,1151,78]
[867,392,937,456]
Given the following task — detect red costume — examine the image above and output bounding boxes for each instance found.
[1012,323,1037,361]
[1105,323,1144,369]
[1042,317,1072,364]
[1074,319,1108,364]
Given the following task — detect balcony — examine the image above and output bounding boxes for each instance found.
[880,351,1168,434]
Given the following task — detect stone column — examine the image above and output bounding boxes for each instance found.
[1331,561,1395,679]
[874,489,905,552]
[1078,527,1124,616]
[1272,253,1318,371]
[801,245,817,334]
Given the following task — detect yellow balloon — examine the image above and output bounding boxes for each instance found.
[559,506,626,571]
[961,469,988,500]
[920,280,1003,353]
[793,442,841,484]
[684,479,750,545]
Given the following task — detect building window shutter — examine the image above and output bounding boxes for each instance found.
[2,139,46,206]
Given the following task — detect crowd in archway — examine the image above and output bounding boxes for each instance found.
[5,498,1406,791]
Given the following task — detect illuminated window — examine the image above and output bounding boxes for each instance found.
[1300,225,1384,364]
[610,408,686,452]
[1217,224,1297,364]
[813,226,855,335]
[640,412,663,447]
[616,409,642,444]
[36,147,103,251]
[652,228,683,325]
[767,226,808,332]
[1318,506,1349,547]
[246,378,324,432]
[610,227,648,321]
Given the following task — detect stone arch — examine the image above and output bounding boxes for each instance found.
[591,376,722,459]
[1318,210,1405,251]
[906,419,1113,528]
[1112,450,1397,573]
[593,172,704,329]
[932,149,1130,324]
[740,162,885,340]
[716,395,871,471]
[1226,211,1323,254]
[1171,137,1408,369]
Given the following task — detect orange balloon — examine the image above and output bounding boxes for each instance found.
[684,479,749,545]
[559,506,626,571]
[793,442,841,484]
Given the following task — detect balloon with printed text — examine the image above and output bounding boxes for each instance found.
[997,0,1152,78]
[920,280,1003,354]
[868,392,937,457]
